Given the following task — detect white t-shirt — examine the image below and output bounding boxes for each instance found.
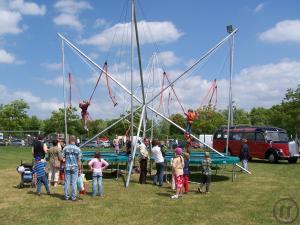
[151,145,164,163]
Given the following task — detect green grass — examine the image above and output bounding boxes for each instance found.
[0,146,299,225]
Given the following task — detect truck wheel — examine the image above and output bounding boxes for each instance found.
[268,152,278,163]
[288,157,298,164]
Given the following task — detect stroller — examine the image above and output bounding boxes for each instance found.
[16,160,35,188]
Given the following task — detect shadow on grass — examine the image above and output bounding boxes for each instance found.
[189,172,230,183]
[249,159,293,164]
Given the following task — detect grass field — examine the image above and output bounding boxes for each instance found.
[0,146,299,225]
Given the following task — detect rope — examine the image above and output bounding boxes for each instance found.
[88,62,106,104]
[103,62,118,107]
[164,72,185,114]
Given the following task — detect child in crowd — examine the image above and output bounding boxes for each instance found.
[183,149,190,194]
[32,156,50,196]
[171,147,184,199]
[198,152,212,194]
[184,109,197,134]
[88,151,109,197]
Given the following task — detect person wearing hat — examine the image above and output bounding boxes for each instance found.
[239,138,249,171]
[32,156,50,196]
[198,152,211,194]
[171,147,185,199]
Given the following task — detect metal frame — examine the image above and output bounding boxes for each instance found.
[59,6,250,188]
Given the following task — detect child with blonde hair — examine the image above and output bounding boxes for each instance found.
[171,147,184,199]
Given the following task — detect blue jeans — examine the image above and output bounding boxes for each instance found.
[242,159,248,171]
[37,175,50,194]
[186,123,192,134]
[154,162,164,186]
[92,172,103,196]
[64,168,78,200]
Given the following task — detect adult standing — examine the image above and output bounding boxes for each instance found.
[239,138,249,171]
[113,136,120,154]
[151,139,165,186]
[47,140,61,187]
[32,135,48,159]
[139,140,148,184]
[62,135,82,201]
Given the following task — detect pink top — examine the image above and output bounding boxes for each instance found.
[88,158,109,175]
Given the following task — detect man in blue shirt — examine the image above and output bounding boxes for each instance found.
[62,135,82,201]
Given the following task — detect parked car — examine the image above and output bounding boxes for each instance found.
[84,140,98,148]
[10,139,25,147]
[99,140,111,148]
[0,140,5,146]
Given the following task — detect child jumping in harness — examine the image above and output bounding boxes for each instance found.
[79,100,90,131]
[184,109,197,134]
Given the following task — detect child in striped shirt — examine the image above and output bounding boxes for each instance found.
[32,156,50,195]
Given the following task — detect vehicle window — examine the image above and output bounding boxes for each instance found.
[214,132,223,140]
[230,132,241,140]
[265,132,289,141]
[243,132,255,140]
[255,132,265,141]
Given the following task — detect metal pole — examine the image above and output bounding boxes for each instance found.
[132,0,147,137]
[130,0,135,160]
[126,105,146,187]
[61,40,68,144]
[226,29,235,155]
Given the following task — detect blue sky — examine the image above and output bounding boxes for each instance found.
[0,0,299,120]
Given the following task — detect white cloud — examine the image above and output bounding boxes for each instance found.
[53,13,83,31]
[0,10,22,35]
[41,62,61,70]
[259,20,300,44]
[156,51,180,67]
[0,83,63,118]
[80,20,183,50]
[94,18,108,28]
[0,49,16,64]
[13,90,41,103]
[54,0,92,14]
[42,76,64,87]
[9,0,46,16]
[254,3,265,13]
[53,0,92,31]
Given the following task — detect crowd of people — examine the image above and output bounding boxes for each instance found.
[29,134,217,201]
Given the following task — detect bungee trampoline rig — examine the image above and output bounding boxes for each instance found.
[59,0,251,188]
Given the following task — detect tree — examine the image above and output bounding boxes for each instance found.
[169,113,186,137]
[0,99,29,131]
[43,107,82,136]
[249,107,271,125]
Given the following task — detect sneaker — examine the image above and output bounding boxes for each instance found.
[47,192,51,195]
[37,193,41,196]
[197,187,203,193]
[171,195,178,199]
[72,198,76,201]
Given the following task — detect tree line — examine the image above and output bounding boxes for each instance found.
[0,85,299,140]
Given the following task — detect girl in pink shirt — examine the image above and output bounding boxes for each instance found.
[88,152,109,197]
